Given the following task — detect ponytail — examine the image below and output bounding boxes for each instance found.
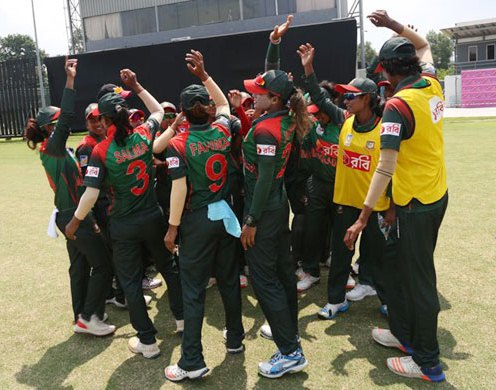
[111,106,133,147]
[369,94,383,117]
[24,118,46,150]
[289,88,310,141]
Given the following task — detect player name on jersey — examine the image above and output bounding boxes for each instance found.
[189,138,230,156]
[113,141,150,164]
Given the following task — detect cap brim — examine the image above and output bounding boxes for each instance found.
[335,84,362,94]
[244,79,268,95]
[241,97,254,105]
[120,90,132,99]
[307,104,319,114]
[130,110,145,119]
[86,107,100,119]
[374,62,384,73]
[377,80,391,87]
[52,110,61,121]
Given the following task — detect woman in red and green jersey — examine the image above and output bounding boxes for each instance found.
[240,16,311,378]
[24,58,115,336]
[296,90,340,293]
[65,69,183,359]
[298,43,390,319]
[345,10,448,382]
[162,50,244,382]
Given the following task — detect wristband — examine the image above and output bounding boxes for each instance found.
[243,215,257,227]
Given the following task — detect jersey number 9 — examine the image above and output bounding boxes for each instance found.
[205,154,227,193]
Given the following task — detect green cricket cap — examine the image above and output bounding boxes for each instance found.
[335,78,378,94]
[180,84,210,110]
[375,37,416,73]
[98,92,127,118]
[36,106,61,127]
[244,70,295,101]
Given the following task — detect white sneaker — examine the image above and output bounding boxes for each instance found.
[142,276,162,290]
[325,253,332,268]
[295,267,305,280]
[346,274,356,289]
[345,283,376,301]
[239,274,248,289]
[74,314,116,336]
[372,328,412,353]
[258,348,308,378]
[386,356,446,382]
[317,300,350,320]
[260,324,273,340]
[206,278,216,289]
[164,364,209,382]
[105,295,152,308]
[296,273,320,292]
[175,319,184,333]
[128,336,160,359]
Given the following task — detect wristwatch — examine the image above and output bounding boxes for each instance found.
[244,215,257,227]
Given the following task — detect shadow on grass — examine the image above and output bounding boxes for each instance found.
[16,334,113,389]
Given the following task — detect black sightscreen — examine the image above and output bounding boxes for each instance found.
[45,19,357,131]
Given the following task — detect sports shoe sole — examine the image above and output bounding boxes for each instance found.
[372,331,413,354]
[297,279,320,293]
[386,359,446,382]
[346,291,377,301]
[317,303,350,320]
[227,344,245,354]
[164,367,209,382]
[74,323,115,337]
[259,330,273,341]
[258,358,309,379]
[128,344,161,359]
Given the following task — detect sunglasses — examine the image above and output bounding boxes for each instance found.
[163,113,177,120]
[343,92,370,100]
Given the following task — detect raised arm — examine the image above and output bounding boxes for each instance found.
[186,49,229,118]
[368,10,433,65]
[265,14,293,71]
[297,43,345,126]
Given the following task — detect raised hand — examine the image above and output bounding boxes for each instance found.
[228,90,242,109]
[185,50,209,82]
[120,69,138,89]
[64,57,77,78]
[297,43,315,68]
[367,10,394,28]
[270,14,293,42]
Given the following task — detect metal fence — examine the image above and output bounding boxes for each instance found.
[0,58,40,138]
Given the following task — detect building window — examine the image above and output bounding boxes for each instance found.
[487,44,495,60]
[121,7,157,37]
[84,13,122,41]
[468,46,477,62]
[277,0,297,14]
[243,0,276,19]
[296,0,334,12]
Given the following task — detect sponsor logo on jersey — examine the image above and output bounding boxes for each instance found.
[342,150,371,172]
[166,157,180,168]
[79,155,88,167]
[344,134,352,147]
[366,141,375,150]
[256,144,276,156]
[429,96,444,124]
[86,166,100,178]
[381,122,401,137]
[316,124,324,136]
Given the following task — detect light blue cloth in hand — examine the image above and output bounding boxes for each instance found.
[207,200,241,238]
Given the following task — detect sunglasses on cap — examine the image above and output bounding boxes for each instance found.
[343,92,370,100]
[163,113,176,120]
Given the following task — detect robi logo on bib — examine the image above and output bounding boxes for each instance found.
[429,96,444,124]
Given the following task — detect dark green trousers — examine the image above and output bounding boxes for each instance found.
[177,206,244,371]
[56,209,113,323]
[302,176,335,277]
[327,205,387,304]
[385,193,448,368]
[110,206,183,345]
[245,205,299,355]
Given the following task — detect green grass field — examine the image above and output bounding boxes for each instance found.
[0,117,495,389]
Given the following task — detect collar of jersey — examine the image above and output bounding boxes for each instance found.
[394,72,429,93]
[252,109,289,127]
[353,113,379,133]
[189,122,211,131]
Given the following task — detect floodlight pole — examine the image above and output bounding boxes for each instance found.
[31,0,46,107]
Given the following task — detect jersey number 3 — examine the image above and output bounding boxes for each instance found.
[127,159,149,196]
[205,154,227,193]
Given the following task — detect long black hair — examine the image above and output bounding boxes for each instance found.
[381,56,422,77]
[24,119,48,150]
[109,106,133,147]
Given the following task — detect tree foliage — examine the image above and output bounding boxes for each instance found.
[426,30,454,70]
[0,34,47,62]
[69,27,85,54]
[357,41,378,68]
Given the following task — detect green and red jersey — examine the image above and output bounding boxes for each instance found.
[300,120,340,183]
[84,119,160,218]
[76,133,105,177]
[39,88,84,211]
[242,110,295,217]
[166,117,232,211]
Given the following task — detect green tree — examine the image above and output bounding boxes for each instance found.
[0,34,48,61]
[69,27,85,54]
[426,30,454,70]
[357,41,378,67]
